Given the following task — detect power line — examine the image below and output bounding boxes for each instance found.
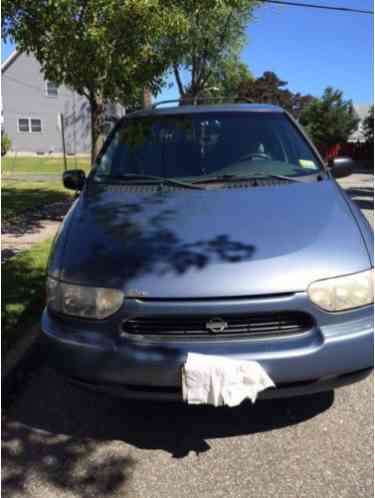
[262,0,373,14]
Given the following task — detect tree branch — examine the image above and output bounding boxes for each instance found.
[195,43,209,91]
[173,64,184,97]
[81,87,90,99]
[191,50,197,93]
[199,67,212,90]
[195,11,233,95]
[218,12,233,51]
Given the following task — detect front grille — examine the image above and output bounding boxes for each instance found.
[121,312,314,340]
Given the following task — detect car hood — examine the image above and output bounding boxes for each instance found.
[56,180,371,298]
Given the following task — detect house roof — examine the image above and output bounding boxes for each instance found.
[2,49,21,73]
[353,104,371,121]
[349,103,372,143]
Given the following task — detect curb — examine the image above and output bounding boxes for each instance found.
[2,325,44,407]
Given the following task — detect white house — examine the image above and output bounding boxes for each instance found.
[2,50,125,155]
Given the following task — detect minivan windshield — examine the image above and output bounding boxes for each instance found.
[94,112,322,182]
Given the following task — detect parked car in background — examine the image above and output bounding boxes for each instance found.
[41,103,374,402]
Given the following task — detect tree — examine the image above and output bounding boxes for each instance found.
[290,93,317,120]
[237,71,315,118]
[239,71,289,104]
[172,0,259,102]
[2,0,188,161]
[1,133,12,156]
[209,59,253,99]
[362,106,374,144]
[299,87,359,148]
[180,57,253,103]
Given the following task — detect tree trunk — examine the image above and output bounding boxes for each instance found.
[143,87,152,109]
[173,65,184,97]
[89,93,104,164]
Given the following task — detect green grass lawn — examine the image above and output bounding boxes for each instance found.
[2,155,91,175]
[2,180,73,222]
[2,239,52,355]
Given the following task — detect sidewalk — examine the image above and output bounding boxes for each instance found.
[2,198,72,263]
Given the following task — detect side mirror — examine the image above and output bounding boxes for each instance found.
[63,169,86,191]
[328,157,353,179]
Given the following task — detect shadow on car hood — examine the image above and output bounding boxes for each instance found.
[56,180,370,298]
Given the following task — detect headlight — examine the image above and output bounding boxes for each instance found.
[47,277,124,319]
[308,269,373,312]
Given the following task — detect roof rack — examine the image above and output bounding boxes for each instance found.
[152,96,253,109]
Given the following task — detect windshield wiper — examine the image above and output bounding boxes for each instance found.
[96,174,206,190]
[257,174,305,183]
[192,174,305,184]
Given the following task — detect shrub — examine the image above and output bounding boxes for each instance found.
[1,133,12,156]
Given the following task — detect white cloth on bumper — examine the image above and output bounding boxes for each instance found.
[182,353,275,407]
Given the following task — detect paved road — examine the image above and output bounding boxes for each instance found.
[3,174,373,498]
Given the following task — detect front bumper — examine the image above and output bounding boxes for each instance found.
[41,294,374,400]
[63,367,372,401]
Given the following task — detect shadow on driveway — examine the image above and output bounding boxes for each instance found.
[3,367,334,497]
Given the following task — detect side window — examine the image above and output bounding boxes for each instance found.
[18,118,30,132]
[18,118,42,133]
[31,119,42,133]
[95,130,120,175]
[279,119,319,169]
[46,80,58,97]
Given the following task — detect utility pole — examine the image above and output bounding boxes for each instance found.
[59,113,67,172]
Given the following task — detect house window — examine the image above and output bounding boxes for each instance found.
[18,118,42,133]
[18,118,30,132]
[46,80,58,97]
[31,119,42,133]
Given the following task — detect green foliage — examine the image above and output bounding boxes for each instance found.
[2,239,52,355]
[299,87,360,148]
[3,1,254,157]
[2,0,190,159]
[1,133,12,156]
[237,71,315,118]
[3,0,186,102]
[207,59,253,99]
[172,0,259,99]
[362,106,374,144]
[239,71,288,101]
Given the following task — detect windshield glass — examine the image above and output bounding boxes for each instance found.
[94,112,322,181]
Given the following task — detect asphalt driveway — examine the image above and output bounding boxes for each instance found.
[3,172,373,498]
